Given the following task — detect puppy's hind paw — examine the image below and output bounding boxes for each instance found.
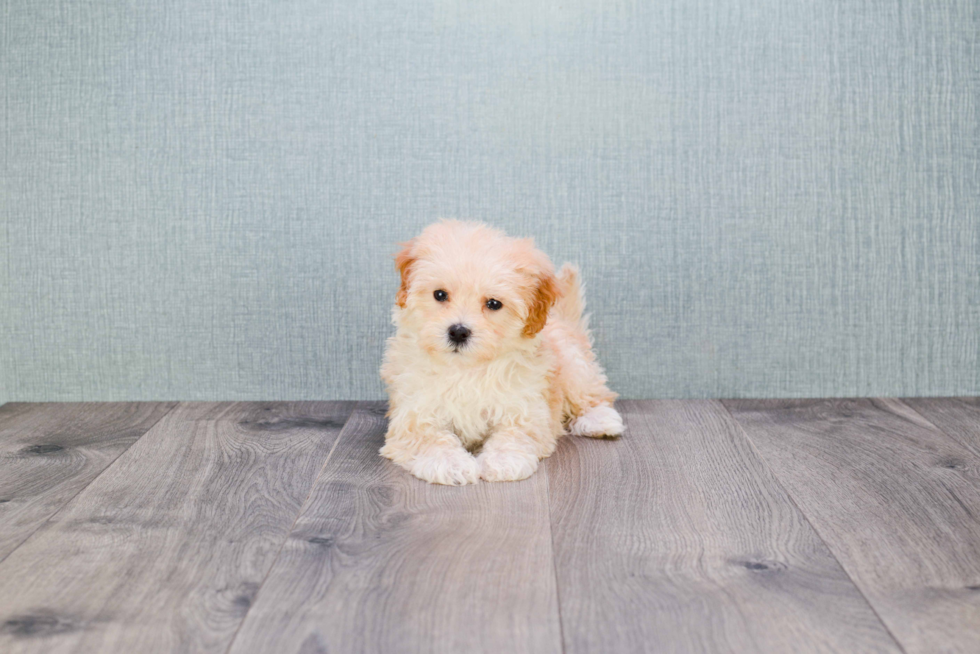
[570,405,624,438]
[410,448,480,486]
[478,450,538,482]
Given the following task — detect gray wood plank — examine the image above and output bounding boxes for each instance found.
[548,399,900,653]
[0,401,354,654]
[227,403,562,654]
[725,398,980,654]
[902,397,980,456]
[0,402,176,562]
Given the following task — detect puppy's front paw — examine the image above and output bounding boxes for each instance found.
[410,448,480,486]
[478,449,538,482]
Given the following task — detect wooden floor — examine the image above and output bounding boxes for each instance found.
[0,399,978,653]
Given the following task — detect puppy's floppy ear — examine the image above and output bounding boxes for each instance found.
[394,239,416,308]
[522,270,561,337]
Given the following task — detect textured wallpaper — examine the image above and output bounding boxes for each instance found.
[1,0,978,402]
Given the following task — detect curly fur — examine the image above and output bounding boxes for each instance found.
[380,220,622,485]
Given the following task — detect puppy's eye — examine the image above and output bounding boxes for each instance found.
[433,290,448,302]
[486,298,503,311]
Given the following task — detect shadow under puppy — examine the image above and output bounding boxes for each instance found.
[381,221,623,485]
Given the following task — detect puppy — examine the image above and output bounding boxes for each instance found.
[380,221,623,485]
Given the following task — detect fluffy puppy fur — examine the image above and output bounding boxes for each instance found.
[380,221,623,485]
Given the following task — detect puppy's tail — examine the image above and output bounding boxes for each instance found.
[553,263,589,331]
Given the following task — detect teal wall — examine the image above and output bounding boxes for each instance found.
[1,0,978,402]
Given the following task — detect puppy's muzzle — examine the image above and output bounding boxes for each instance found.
[447,323,471,347]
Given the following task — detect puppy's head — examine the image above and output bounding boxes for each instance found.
[393,221,560,362]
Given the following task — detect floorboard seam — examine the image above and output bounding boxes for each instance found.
[221,400,359,654]
[544,458,568,654]
[715,399,910,654]
[895,397,973,452]
[0,400,180,567]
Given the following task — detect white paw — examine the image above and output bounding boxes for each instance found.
[410,448,480,486]
[478,449,538,482]
[570,405,624,438]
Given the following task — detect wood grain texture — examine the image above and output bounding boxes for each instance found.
[725,398,980,654]
[227,402,562,654]
[547,399,899,653]
[0,402,176,561]
[0,401,354,654]
[902,397,980,456]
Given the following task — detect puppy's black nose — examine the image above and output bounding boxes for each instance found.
[447,323,471,345]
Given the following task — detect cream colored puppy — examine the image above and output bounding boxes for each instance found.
[380,221,623,485]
